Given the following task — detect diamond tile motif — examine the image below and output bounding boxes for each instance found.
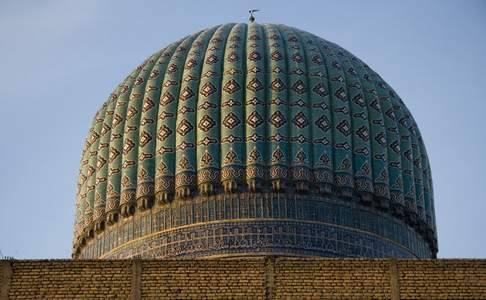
[335,87,347,101]
[246,111,263,128]
[149,69,160,79]
[123,138,135,154]
[177,119,193,136]
[292,112,309,128]
[198,115,216,132]
[157,125,172,141]
[205,54,219,64]
[223,112,241,129]
[270,111,286,128]
[200,82,216,97]
[142,98,155,112]
[247,78,263,92]
[390,140,400,153]
[109,148,120,162]
[315,115,331,132]
[312,83,328,97]
[356,126,370,141]
[312,55,323,65]
[226,52,239,62]
[291,80,306,94]
[375,132,387,147]
[185,58,197,69]
[139,131,152,147]
[336,120,351,136]
[271,51,282,61]
[385,108,396,121]
[271,78,286,92]
[248,51,261,61]
[180,87,195,101]
[167,64,178,73]
[353,94,366,107]
[161,92,175,105]
[223,79,241,94]
[127,107,138,119]
[292,53,303,63]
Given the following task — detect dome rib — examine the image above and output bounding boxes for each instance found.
[298,30,335,193]
[244,22,266,190]
[264,24,291,190]
[171,25,225,198]
[281,25,314,190]
[104,58,152,226]
[343,45,392,205]
[193,24,233,195]
[368,65,406,211]
[73,23,438,258]
[322,33,376,201]
[219,23,248,193]
[154,31,207,203]
[314,32,356,196]
[74,116,95,242]
[92,82,127,233]
[82,104,106,239]
[119,55,158,217]
[133,45,174,211]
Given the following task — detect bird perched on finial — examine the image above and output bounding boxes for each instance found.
[249,9,260,23]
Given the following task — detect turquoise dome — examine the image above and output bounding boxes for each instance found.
[73,23,437,259]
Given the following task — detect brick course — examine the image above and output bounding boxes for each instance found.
[0,258,484,299]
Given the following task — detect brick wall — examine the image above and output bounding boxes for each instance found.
[398,259,486,299]
[1,258,485,299]
[273,259,392,299]
[4,260,132,299]
[141,260,266,299]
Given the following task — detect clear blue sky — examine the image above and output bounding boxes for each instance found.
[0,0,485,259]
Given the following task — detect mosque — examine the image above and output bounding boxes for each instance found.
[3,18,485,300]
[72,19,437,260]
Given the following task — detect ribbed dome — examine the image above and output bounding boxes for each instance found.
[73,23,437,259]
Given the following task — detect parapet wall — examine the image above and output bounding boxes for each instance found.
[1,258,485,299]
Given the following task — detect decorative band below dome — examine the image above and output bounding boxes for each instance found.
[75,193,434,259]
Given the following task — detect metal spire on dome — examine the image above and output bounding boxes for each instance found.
[249,9,259,23]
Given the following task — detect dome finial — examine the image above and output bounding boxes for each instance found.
[249,9,259,23]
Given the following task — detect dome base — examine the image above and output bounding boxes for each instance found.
[75,193,433,259]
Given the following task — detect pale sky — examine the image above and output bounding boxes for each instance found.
[0,0,485,259]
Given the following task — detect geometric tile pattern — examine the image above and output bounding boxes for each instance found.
[74,23,437,259]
